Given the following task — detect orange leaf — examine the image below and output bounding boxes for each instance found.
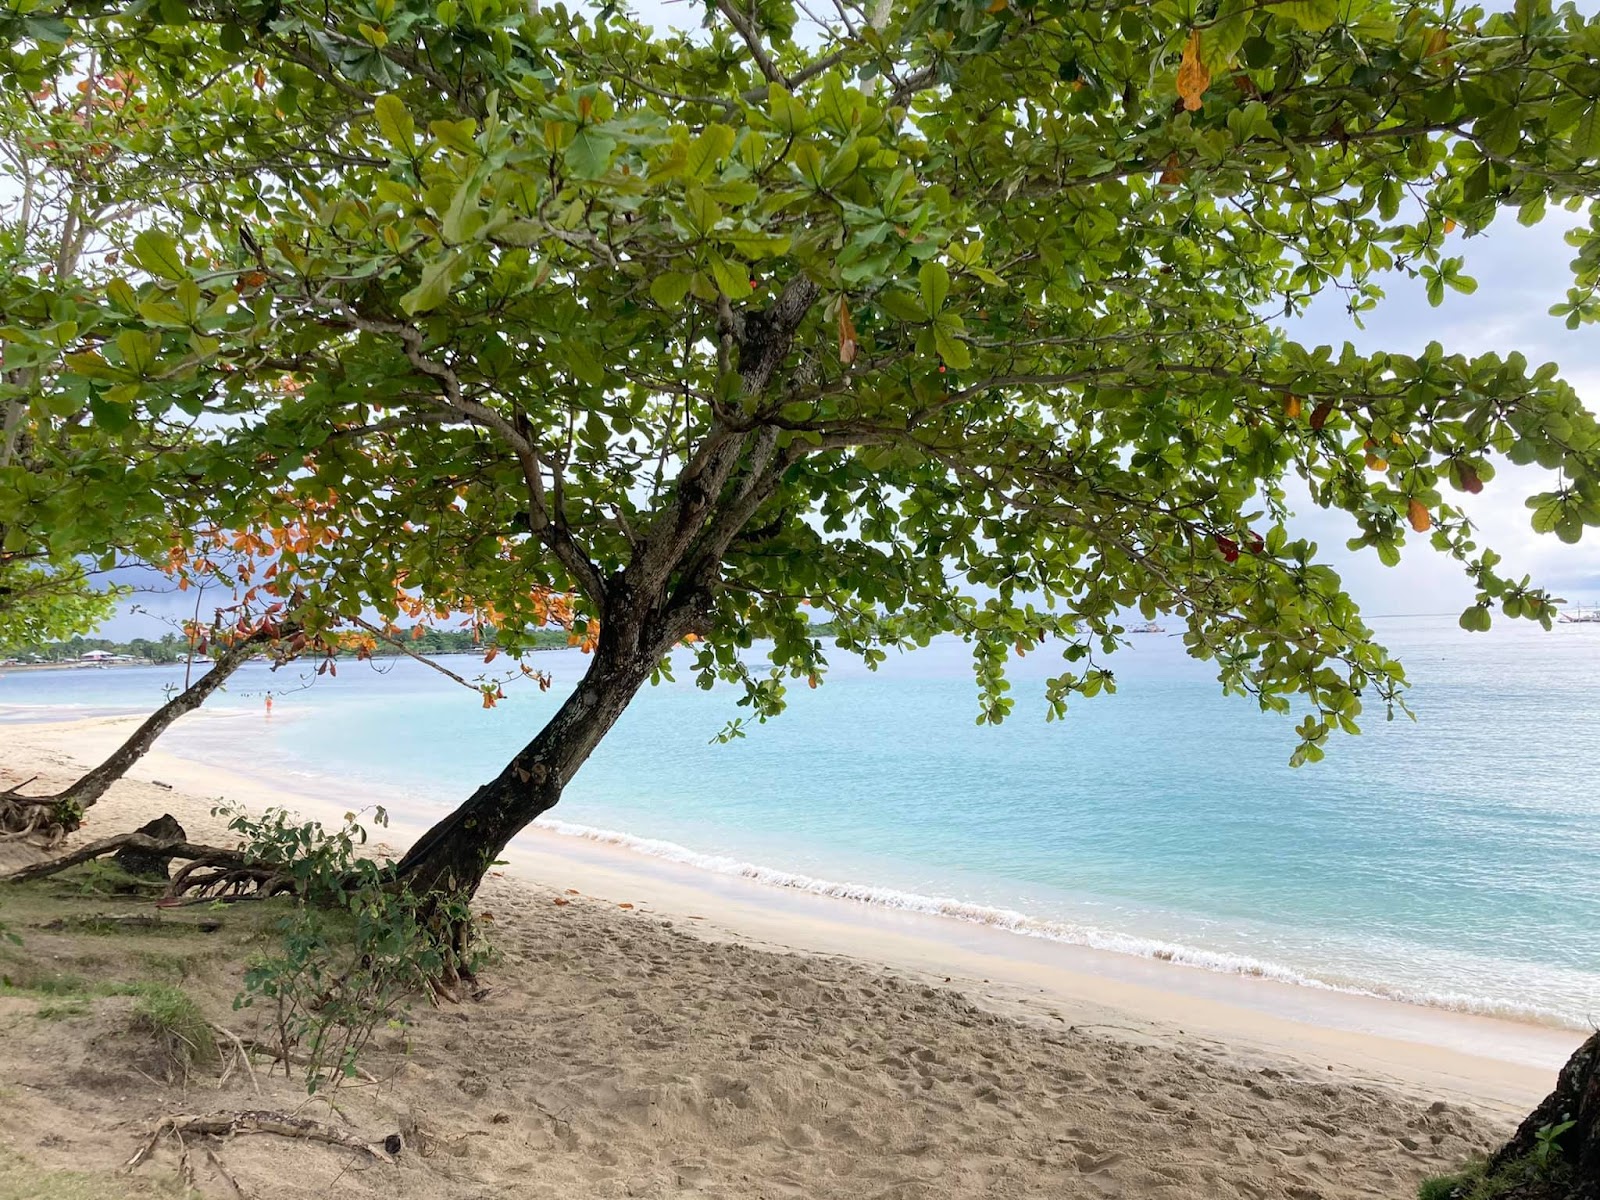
[1366,453,1388,471]
[986,0,1007,11]
[837,297,858,366]
[484,646,499,664]
[1282,393,1303,420]
[1176,30,1210,112]
[1408,498,1432,533]
[1309,401,1334,431]
[1158,154,1187,186]
[553,897,569,906]
[618,902,634,909]
[1443,218,1457,233]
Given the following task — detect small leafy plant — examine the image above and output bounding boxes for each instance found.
[223,804,483,1092]
[1532,1119,1576,1169]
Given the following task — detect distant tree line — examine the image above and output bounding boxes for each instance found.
[2,626,580,663]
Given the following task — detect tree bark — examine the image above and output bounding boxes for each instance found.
[391,616,669,898]
[1485,1031,1600,1200]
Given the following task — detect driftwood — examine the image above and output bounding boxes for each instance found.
[124,1110,402,1171]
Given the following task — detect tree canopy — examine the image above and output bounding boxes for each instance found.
[6,0,1600,881]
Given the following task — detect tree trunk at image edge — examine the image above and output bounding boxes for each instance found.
[14,632,268,834]
[1482,1031,1600,1200]
[391,623,663,899]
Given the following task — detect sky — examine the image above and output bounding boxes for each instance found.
[85,3,1600,636]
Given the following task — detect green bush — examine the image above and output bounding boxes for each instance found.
[222,804,484,1093]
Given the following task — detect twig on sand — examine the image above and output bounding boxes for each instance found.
[124,1111,402,1172]
[204,1146,249,1199]
[210,1025,261,1096]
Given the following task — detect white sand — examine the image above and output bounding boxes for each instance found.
[0,712,1582,1199]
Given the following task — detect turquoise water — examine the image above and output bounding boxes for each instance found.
[4,615,1598,1027]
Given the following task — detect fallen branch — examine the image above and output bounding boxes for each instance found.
[125,1111,402,1171]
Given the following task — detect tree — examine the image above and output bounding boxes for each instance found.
[0,56,212,645]
[17,0,1600,904]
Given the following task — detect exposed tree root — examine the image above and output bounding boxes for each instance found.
[0,831,291,900]
[124,1111,402,1172]
[0,783,67,848]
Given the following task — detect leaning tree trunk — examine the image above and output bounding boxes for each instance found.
[1,630,269,843]
[392,620,663,899]
[1480,1031,1600,1200]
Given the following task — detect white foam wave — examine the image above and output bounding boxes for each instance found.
[531,816,1587,1031]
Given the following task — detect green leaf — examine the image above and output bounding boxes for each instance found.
[374,94,414,150]
[1573,104,1600,159]
[566,341,605,386]
[1202,0,1253,69]
[1272,0,1338,31]
[399,249,467,314]
[878,289,927,322]
[649,272,692,310]
[707,254,752,298]
[429,118,478,154]
[116,330,157,376]
[685,124,736,180]
[1458,605,1492,632]
[565,128,617,179]
[131,230,187,282]
[932,324,970,369]
[918,261,950,317]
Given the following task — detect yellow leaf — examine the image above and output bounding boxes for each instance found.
[985,0,1007,10]
[1408,498,1432,533]
[1176,30,1211,113]
[1443,217,1457,233]
[1283,393,1303,419]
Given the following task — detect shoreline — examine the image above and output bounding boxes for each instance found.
[0,710,1581,1116]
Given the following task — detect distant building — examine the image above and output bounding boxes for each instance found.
[79,649,115,662]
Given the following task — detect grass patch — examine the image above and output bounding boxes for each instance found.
[1417,1152,1575,1200]
[0,1147,193,1200]
[127,982,217,1075]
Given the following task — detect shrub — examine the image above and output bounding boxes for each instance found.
[222,805,483,1092]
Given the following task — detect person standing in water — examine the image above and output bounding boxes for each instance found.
[264,692,273,717]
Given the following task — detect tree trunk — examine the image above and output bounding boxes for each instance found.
[8,631,268,837]
[1481,1031,1600,1200]
[392,620,663,899]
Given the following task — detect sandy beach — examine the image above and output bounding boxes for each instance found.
[0,712,1583,1199]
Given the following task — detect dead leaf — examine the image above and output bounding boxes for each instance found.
[1176,30,1210,112]
[837,297,858,366]
[1408,498,1432,532]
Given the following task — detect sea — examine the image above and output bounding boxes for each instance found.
[4,614,1598,1031]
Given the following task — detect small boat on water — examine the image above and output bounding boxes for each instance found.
[1128,620,1166,634]
[1558,604,1600,624]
